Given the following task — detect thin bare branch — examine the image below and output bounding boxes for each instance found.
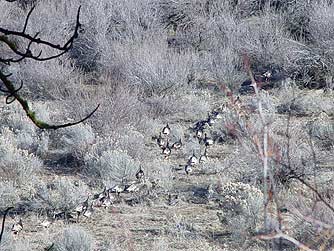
[22,5,35,33]
[255,232,316,251]
[244,54,270,238]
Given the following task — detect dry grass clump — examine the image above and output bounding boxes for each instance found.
[217,182,263,243]
[222,148,262,184]
[52,226,94,251]
[0,181,20,210]
[276,90,334,116]
[309,0,334,79]
[0,127,42,187]
[309,116,334,151]
[0,228,32,251]
[167,214,197,241]
[33,177,90,214]
[53,123,95,159]
[84,149,140,187]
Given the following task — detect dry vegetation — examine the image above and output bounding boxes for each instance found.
[0,0,333,250]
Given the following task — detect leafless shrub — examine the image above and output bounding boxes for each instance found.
[309,0,334,81]
[149,160,174,191]
[282,1,312,41]
[0,1,25,29]
[197,48,245,92]
[146,92,210,120]
[15,58,82,101]
[33,178,89,213]
[157,0,205,31]
[15,0,39,10]
[95,84,147,132]
[111,39,197,97]
[116,128,150,161]
[84,150,139,187]
[0,104,41,152]
[237,11,294,73]
[276,181,334,248]
[0,127,42,187]
[222,148,262,184]
[0,182,20,210]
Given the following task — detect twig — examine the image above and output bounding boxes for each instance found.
[244,55,270,236]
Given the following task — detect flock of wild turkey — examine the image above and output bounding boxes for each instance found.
[8,100,233,238]
[154,103,228,176]
[8,166,152,235]
[5,70,291,239]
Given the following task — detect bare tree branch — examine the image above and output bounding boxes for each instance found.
[0,4,99,129]
[0,207,13,244]
[0,6,81,63]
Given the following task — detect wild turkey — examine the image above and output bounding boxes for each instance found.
[162,140,172,158]
[125,181,142,193]
[53,211,66,220]
[188,151,198,166]
[93,187,110,207]
[204,133,214,146]
[11,219,23,234]
[185,165,193,175]
[74,197,89,222]
[93,187,107,200]
[211,110,223,119]
[162,123,171,136]
[157,132,166,148]
[108,184,126,197]
[39,215,55,228]
[207,114,216,126]
[135,166,145,180]
[199,147,208,163]
[196,129,203,139]
[83,203,94,218]
[172,138,182,150]
[75,197,89,214]
[239,69,285,94]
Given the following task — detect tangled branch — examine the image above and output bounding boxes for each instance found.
[0,6,81,63]
[255,231,317,251]
[0,4,99,129]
